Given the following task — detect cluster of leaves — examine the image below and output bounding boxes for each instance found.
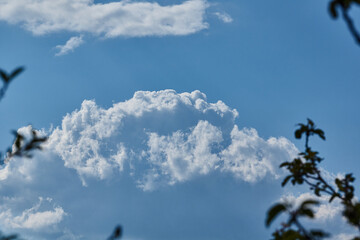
[0,67,48,165]
[266,119,360,240]
[328,0,360,44]
[0,232,20,240]
[0,128,48,165]
[0,67,47,239]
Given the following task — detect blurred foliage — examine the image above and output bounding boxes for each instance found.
[0,232,20,240]
[107,225,123,240]
[328,0,360,44]
[0,67,47,166]
[0,128,48,165]
[266,119,360,239]
[0,67,24,102]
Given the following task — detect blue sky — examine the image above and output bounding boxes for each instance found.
[0,0,360,239]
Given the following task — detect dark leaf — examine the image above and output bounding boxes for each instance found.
[266,203,287,227]
[314,129,326,140]
[282,229,305,239]
[329,0,339,18]
[299,208,315,218]
[300,200,319,209]
[0,70,9,83]
[307,118,314,126]
[329,194,337,203]
[282,175,292,187]
[9,67,24,81]
[280,162,290,168]
[294,129,303,139]
[310,230,330,237]
[107,225,122,240]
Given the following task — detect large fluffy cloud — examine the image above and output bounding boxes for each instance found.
[0,0,209,37]
[0,89,301,239]
[44,89,298,190]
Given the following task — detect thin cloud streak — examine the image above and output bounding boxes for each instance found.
[55,36,84,56]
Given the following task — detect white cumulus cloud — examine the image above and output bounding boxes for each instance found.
[43,89,298,190]
[144,120,223,189]
[0,0,209,37]
[221,126,295,182]
[55,36,84,56]
[0,89,303,239]
[0,197,66,230]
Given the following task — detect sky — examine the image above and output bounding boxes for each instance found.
[0,0,360,239]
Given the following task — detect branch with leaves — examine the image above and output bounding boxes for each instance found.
[0,67,48,166]
[0,128,48,165]
[266,119,360,240]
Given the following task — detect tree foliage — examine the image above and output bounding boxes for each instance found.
[0,68,47,166]
[266,119,360,240]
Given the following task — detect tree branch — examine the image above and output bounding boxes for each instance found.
[341,6,360,44]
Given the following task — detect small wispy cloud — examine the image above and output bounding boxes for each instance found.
[55,36,84,56]
[214,12,233,23]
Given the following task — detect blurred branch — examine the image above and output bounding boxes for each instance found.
[0,127,48,165]
[342,7,360,44]
[329,0,360,45]
[107,225,122,240]
[0,67,24,102]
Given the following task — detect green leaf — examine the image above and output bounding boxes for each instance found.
[329,0,338,18]
[266,203,287,227]
[282,175,292,187]
[282,230,305,240]
[310,230,330,238]
[314,129,326,140]
[299,208,315,218]
[329,194,337,203]
[307,118,314,126]
[300,199,319,209]
[280,162,290,168]
[294,129,303,139]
